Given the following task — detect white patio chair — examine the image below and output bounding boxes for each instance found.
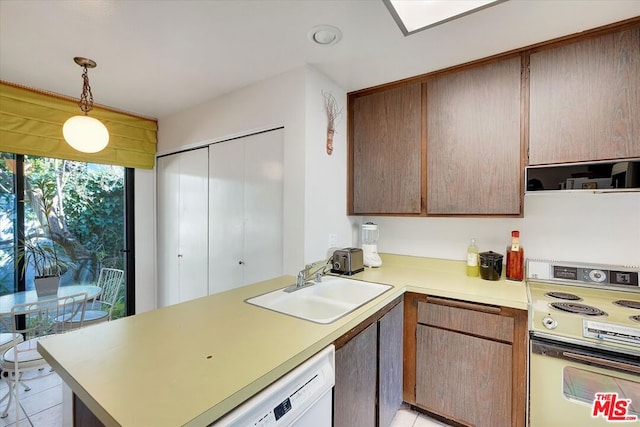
[0,333,22,354]
[62,268,124,327]
[0,292,88,420]
[0,329,25,411]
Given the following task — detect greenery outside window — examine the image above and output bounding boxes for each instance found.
[0,153,132,319]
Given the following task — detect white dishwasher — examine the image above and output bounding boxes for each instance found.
[213,345,335,426]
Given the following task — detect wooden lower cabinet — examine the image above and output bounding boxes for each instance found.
[416,325,512,426]
[404,293,527,427]
[334,322,377,426]
[73,395,104,427]
[334,298,404,427]
[378,299,404,427]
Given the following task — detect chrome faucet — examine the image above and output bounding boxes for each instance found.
[295,260,331,288]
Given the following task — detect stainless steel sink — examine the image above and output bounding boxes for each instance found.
[246,276,392,324]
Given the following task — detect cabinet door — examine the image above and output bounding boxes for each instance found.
[379,302,404,427]
[157,148,209,306]
[416,324,512,427]
[334,322,377,427]
[427,57,522,215]
[529,27,640,164]
[350,83,423,214]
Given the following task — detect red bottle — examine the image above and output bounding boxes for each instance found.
[506,230,524,281]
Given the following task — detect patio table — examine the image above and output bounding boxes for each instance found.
[0,285,101,316]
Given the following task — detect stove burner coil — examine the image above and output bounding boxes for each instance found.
[545,292,581,301]
[613,300,640,310]
[631,315,640,324]
[549,302,607,316]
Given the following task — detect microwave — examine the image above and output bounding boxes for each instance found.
[611,161,640,188]
[526,160,640,191]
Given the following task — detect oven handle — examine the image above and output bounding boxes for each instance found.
[562,351,640,374]
[531,336,640,375]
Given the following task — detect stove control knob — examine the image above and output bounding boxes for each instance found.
[542,317,558,330]
[588,269,606,283]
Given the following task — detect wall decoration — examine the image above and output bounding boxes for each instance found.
[322,90,342,155]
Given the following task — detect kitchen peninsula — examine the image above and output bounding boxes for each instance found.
[38,255,528,426]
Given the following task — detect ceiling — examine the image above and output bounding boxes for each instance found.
[1,1,639,120]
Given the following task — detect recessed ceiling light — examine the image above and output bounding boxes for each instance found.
[308,25,343,46]
[384,0,505,36]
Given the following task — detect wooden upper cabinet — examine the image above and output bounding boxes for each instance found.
[529,27,640,165]
[426,57,523,215]
[349,83,423,215]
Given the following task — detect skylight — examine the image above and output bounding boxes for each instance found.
[384,0,505,35]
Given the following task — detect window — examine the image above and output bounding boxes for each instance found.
[0,153,134,318]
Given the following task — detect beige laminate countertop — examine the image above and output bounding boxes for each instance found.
[38,254,528,427]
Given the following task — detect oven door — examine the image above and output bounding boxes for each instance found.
[529,335,640,427]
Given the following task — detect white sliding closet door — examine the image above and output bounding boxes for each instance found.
[157,148,209,306]
[242,130,284,285]
[208,140,244,293]
[209,129,284,294]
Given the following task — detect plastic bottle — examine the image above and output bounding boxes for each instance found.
[506,230,524,281]
[466,238,479,277]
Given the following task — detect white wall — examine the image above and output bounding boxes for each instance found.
[134,168,156,313]
[304,67,355,262]
[158,67,305,278]
[156,65,352,279]
[365,191,640,267]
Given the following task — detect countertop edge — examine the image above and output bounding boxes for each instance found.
[37,343,121,427]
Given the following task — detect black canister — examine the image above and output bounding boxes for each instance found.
[479,251,504,281]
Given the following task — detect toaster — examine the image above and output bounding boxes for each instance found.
[331,248,364,275]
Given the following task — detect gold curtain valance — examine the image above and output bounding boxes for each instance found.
[0,81,157,169]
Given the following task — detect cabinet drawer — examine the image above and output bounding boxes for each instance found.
[417,300,514,343]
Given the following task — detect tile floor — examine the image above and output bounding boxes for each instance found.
[0,373,448,427]
[390,404,452,427]
[0,369,63,427]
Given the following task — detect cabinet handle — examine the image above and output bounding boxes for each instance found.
[177,254,183,258]
[426,296,501,314]
[238,261,244,265]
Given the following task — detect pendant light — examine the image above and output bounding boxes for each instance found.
[62,57,109,153]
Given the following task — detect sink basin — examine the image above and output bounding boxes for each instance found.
[246,276,392,324]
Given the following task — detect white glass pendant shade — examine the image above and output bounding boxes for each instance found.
[63,115,109,153]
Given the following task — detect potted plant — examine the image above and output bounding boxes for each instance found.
[17,179,73,296]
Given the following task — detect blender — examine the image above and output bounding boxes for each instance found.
[362,222,382,267]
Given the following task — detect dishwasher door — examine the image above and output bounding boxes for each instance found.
[213,345,335,426]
